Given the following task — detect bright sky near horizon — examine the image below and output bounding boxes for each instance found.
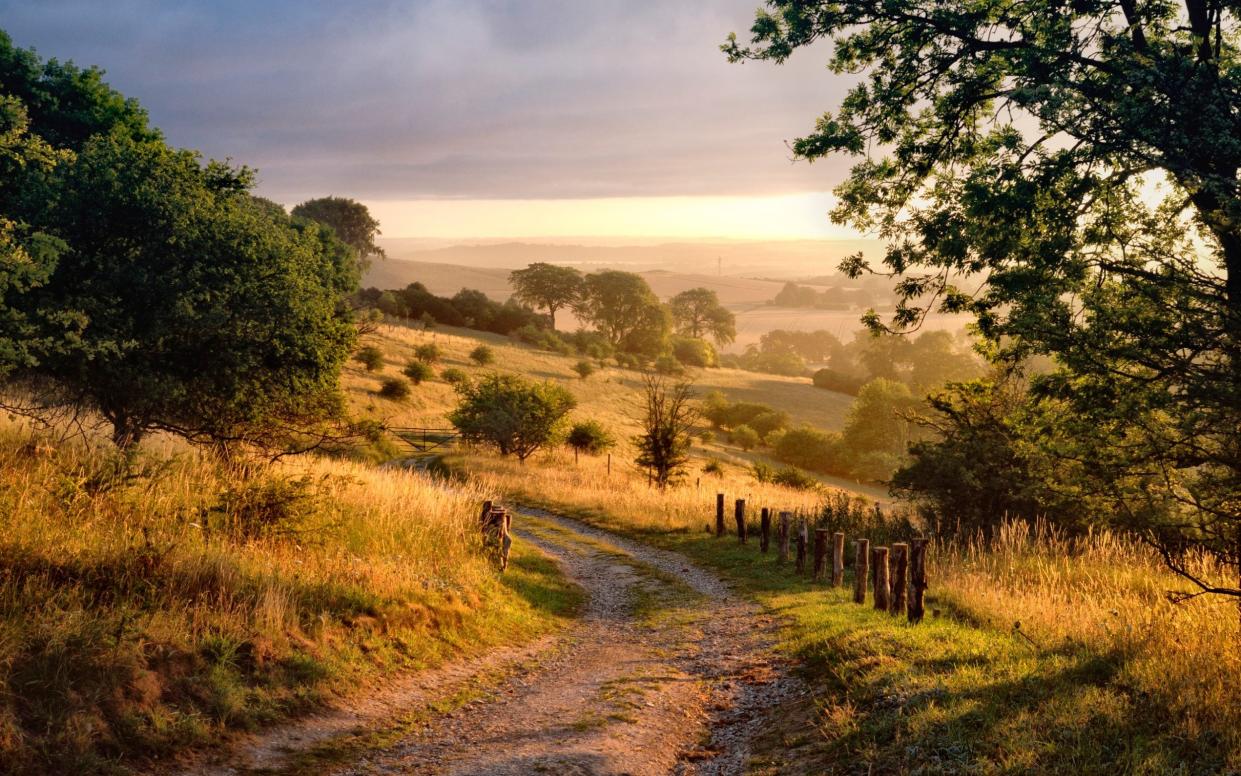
[0,1,864,240]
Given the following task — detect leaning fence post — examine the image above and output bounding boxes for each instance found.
[831,532,845,587]
[853,539,870,604]
[778,512,791,563]
[872,546,890,611]
[813,529,828,582]
[794,517,808,574]
[908,538,929,623]
[759,508,771,553]
[735,499,747,544]
[890,543,908,615]
[715,493,725,537]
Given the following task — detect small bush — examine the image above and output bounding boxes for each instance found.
[565,420,615,456]
[414,343,442,363]
[419,311,436,329]
[469,345,495,365]
[812,368,865,395]
[702,459,724,477]
[671,337,717,368]
[354,345,384,372]
[573,360,595,380]
[731,424,760,451]
[773,466,819,490]
[615,353,641,369]
[512,324,571,354]
[402,361,434,385]
[441,367,469,385]
[654,354,683,375]
[379,376,411,400]
[698,429,715,443]
[752,461,775,483]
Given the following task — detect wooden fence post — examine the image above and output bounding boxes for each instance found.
[890,543,908,615]
[872,547,890,611]
[909,538,929,623]
[832,532,845,587]
[735,499,747,544]
[813,529,828,582]
[778,512,791,564]
[853,539,870,604]
[715,493,725,537]
[760,508,771,553]
[795,518,808,574]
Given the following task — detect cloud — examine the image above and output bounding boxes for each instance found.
[0,0,854,202]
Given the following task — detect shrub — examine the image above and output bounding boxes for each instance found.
[402,361,434,385]
[765,428,787,449]
[448,373,576,460]
[775,426,846,473]
[698,429,715,443]
[615,352,641,369]
[731,424,760,451]
[773,466,819,490]
[469,345,495,365]
[354,345,385,372]
[812,367,865,395]
[419,311,436,329]
[378,377,411,400]
[573,360,595,380]
[752,461,775,483]
[440,367,469,385]
[413,343,442,363]
[565,420,615,456]
[512,323,570,354]
[702,459,725,477]
[653,354,683,375]
[671,336,717,368]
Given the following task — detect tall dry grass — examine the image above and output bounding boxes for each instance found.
[932,520,1241,753]
[0,421,537,772]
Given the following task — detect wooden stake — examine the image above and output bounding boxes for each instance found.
[909,538,929,623]
[853,539,870,604]
[890,543,908,615]
[778,511,791,564]
[831,532,845,587]
[872,546,890,611]
[760,507,771,553]
[715,493,725,537]
[735,499,747,544]
[812,529,828,582]
[795,518,808,574]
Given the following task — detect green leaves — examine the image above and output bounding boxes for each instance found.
[448,373,576,461]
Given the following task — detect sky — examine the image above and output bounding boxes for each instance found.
[0,1,862,240]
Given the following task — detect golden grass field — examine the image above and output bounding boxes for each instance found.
[0,421,580,773]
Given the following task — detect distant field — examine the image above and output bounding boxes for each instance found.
[361,258,969,353]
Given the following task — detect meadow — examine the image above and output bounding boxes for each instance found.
[0,421,580,773]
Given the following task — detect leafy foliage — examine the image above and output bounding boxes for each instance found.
[448,374,576,461]
[576,270,670,355]
[401,361,434,385]
[469,345,495,365]
[509,263,583,331]
[355,346,385,372]
[291,196,384,270]
[669,287,736,345]
[565,420,615,456]
[633,373,697,488]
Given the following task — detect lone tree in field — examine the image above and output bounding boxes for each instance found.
[576,270,671,355]
[292,196,384,270]
[566,420,616,460]
[669,288,736,345]
[633,372,697,488]
[509,262,583,331]
[449,373,576,461]
[727,1,1241,606]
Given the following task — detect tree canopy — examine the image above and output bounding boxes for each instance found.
[669,287,736,345]
[0,32,359,451]
[509,262,584,330]
[576,270,670,355]
[291,196,384,271]
[449,373,576,461]
[727,1,1239,599]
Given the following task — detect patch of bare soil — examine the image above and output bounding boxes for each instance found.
[177,509,802,776]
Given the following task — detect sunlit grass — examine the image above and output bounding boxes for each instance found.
[0,422,578,773]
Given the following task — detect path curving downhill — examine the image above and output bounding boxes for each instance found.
[183,509,802,776]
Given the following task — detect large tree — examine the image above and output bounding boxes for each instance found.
[291,196,384,271]
[669,287,736,345]
[509,262,583,330]
[449,373,576,461]
[727,1,1241,604]
[576,270,671,355]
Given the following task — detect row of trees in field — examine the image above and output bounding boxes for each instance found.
[0,32,371,454]
[367,264,739,371]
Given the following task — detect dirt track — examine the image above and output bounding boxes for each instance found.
[185,509,800,776]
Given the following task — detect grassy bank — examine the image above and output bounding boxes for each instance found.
[0,426,580,774]
[461,451,1241,773]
